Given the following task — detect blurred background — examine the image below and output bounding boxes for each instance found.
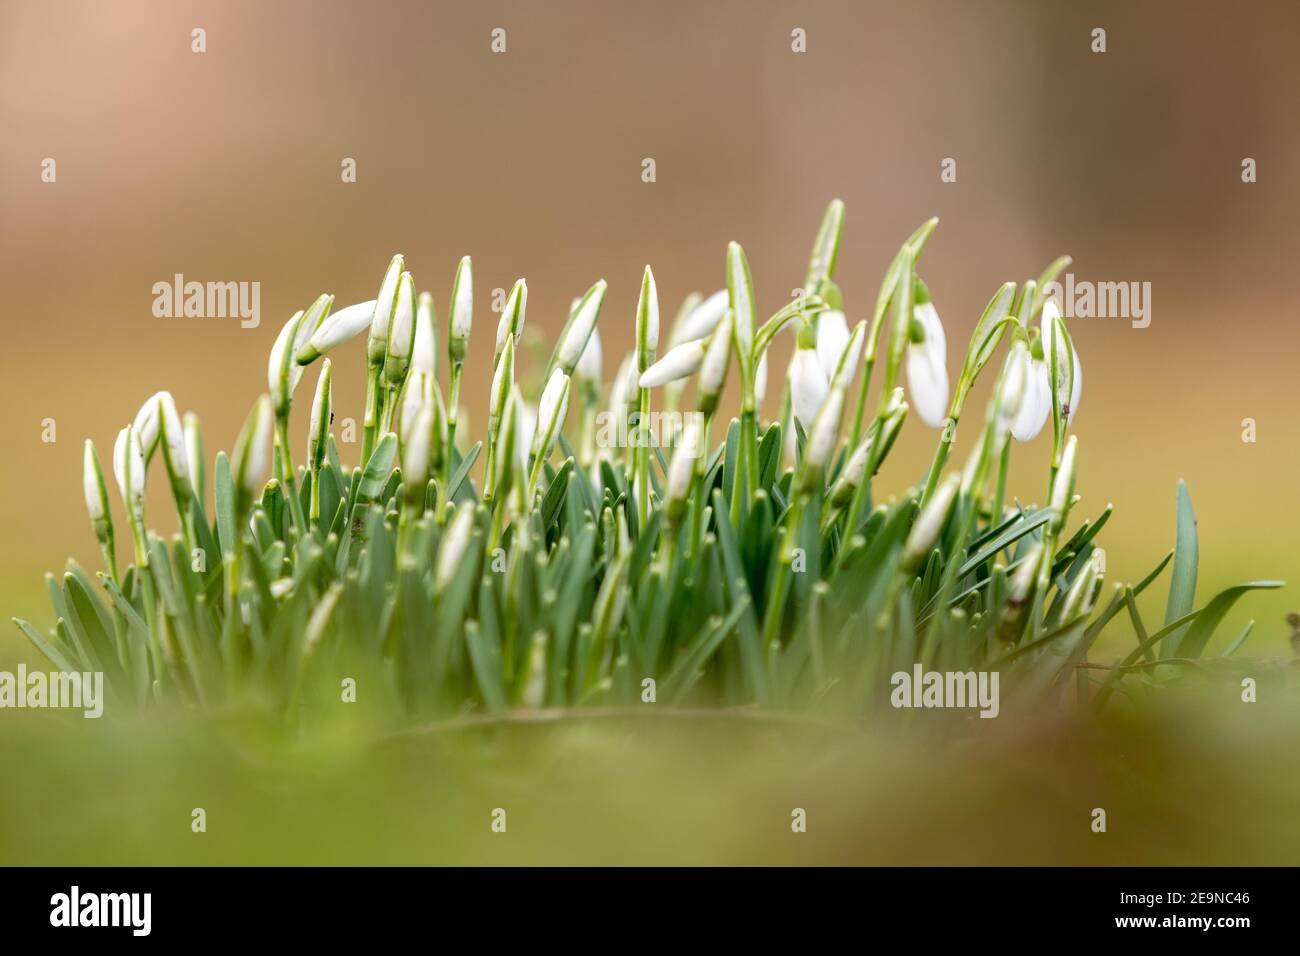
[2,0,1298,660]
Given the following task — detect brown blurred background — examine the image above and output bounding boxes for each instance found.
[2,0,1298,657]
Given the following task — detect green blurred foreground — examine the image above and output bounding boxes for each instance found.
[3,679,1297,865]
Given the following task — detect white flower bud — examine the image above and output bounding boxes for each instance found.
[815,309,850,380]
[672,288,728,344]
[308,359,333,472]
[299,299,377,364]
[367,254,406,364]
[494,279,527,361]
[640,338,707,388]
[556,279,607,374]
[726,242,754,364]
[905,473,959,566]
[448,255,473,359]
[533,368,571,457]
[803,385,844,472]
[113,424,146,521]
[1049,434,1078,525]
[83,439,108,523]
[383,272,417,386]
[789,347,829,427]
[905,301,949,428]
[636,265,659,364]
[696,312,733,414]
[413,291,437,376]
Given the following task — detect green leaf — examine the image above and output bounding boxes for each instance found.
[214,451,236,563]
[1173,581,1283,658]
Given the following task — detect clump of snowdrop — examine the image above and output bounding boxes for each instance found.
[20,198,1271,727]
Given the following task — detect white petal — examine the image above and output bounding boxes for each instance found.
[754,351,768,404]
[156,391,188,479]
[82,441,104,520]
[905,344,949,428]
[1010,361,1052,442]
[305,300,376,358]
[815,310,850,380]
[575,326,602,389]
[639,339,705,388]
[413,294,437,375]
[450,256,473,342]
[673,289,728,344]
[131,393,162,458]
[789,349,829,426]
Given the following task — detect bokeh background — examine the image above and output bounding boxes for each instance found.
[3,0,1298,661]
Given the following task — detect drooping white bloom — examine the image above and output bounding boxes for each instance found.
[413,291,437,376]
[640,338,707,388]
[154,390,189,481]
[183,412,203,496]
[672,288,728,345]
[298,299,376,364]
[1010,300,1083,442]
[575,326,602,392]
[754,350,768,405]
[789,347,829,427]
[556,279,607,374]
[113,424,146,520]
[830,320,866,391]
[905,301,949,428]
[995,342,1031,438]
[815,310,850,380]
[367,254,406,364]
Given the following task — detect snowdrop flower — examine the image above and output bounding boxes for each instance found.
[232,395,273,503]
[697,312,733,417]
[804,385,845,473]
[636,266,659,369]
[1011,301,1082,442]
[113,424,147,521]
[532,368,571,458]
[789,344,829,428]
[672,289,728,345]
[413,291,438,376]
[448,255,473,364]
[994,341,1031,439]
[1048,434,1078,529]
[308,359,333,475]
[905,298,949,428]
[366,254,406,365]
[665,415,703,522]
[400,370,431,441]
[556,279,607,374]
[183,412,203,497]
[640,338,707,388]
[489,334,516,425]
[494,279,527,362]
[133,391,188,481]
[271,295,332,414]
[383,272,418,387]
[575,326,602,393]
[401,403,435,500]
[297,299,376,365]
[815,310,850,380]
[83,439,111,527]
